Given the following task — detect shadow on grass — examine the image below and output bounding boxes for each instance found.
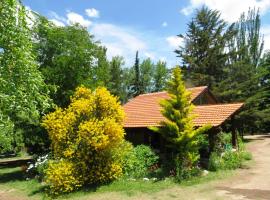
[0,167,25,183]
[28,186,47,197]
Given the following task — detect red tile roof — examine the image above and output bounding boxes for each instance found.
[123,86,243,128]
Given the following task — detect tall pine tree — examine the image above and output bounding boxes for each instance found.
[131,51,143,96]
[176,6,236,90]
[218,8,264,102]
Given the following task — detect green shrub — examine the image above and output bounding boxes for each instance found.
[208,150,252,171]
[240,151,252,161]
[222,151,242,169]
[208,152,223,171]
[122,145,159,178]
[214,132,232,153]
[175,156,201,182]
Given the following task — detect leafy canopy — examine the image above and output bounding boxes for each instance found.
[0,0,52,153]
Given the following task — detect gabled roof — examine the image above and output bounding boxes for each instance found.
[123,86,243,128]
[193,103,243,126]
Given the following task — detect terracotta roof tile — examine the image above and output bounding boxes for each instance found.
[123,86,243,128]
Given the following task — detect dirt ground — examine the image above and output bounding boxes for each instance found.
[0,135,269,200]
[214,135,270,200]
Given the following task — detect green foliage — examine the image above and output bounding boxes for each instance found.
[122,145,159,178]
[177,6,268,133]
[140,58,154,93]
[0,0,52,154]
[129,52,169,97]
[175,157,202,182]
[239,151,252,161]
[108,56,126,101]
[33,18,98,107]
[222,151,242,170]
[0,114,14,153]
[213,132,232,153]
[239,52,270,133]
[176,6,236,89]
[208,132,252,171]
[208,151,243,171]
[208,152,222,171]
[131,51,143,96]
[151,67,211,180]
[153,61,169,92]
[42,86,126,194]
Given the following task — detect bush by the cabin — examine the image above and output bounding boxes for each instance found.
[42,86,126,194]
[208,132,252,171]
[122,144,159,178]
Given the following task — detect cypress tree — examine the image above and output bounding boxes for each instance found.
[132,51,143,96]
[151,67,211,171]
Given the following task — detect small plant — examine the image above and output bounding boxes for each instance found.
[240,151,252,160]
[208,152,222,171]
[175,156,201,182]
[222,151,242,169]
[26,154,50,180]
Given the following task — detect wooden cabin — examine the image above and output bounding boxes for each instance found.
[123,86,243,151]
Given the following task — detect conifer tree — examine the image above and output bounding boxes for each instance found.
[132,51,143,96]
[176,6,236,89]
[151,67,211,169]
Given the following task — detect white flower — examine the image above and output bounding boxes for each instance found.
[28,164,34,169]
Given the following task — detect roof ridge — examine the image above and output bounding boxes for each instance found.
[137,86,208,97]
[138,91,167,96]
[195,102,244,107]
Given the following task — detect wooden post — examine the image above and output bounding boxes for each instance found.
[208,127,219,153]
[231,116,238,149]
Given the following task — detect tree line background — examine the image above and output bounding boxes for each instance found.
[0,0,269,154]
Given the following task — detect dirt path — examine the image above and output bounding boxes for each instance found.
[215,135,270,200]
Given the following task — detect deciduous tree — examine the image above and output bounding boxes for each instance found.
[0,0,52,153]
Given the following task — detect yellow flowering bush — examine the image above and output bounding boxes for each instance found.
[45,160,83,194]
[42,86,126,194]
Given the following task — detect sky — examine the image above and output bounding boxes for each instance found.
[23,0,270,67]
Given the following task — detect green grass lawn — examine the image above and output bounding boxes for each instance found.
[0,166,236,200]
